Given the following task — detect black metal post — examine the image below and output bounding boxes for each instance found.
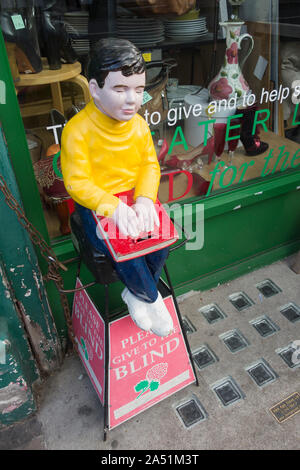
[103,283,110,441]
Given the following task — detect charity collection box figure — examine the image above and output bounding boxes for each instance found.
[61,38,174,337]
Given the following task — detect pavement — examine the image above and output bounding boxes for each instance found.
[1,254,300,451]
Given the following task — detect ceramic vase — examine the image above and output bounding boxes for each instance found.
[208,21,254,103]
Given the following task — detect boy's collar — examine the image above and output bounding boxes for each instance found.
[86,99,136,132]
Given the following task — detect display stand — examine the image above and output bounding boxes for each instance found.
[16,58,91,117]
[68,212,199,441]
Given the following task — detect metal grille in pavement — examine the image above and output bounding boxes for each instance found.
[174,277,300,429]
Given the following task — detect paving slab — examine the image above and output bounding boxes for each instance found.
[1,257,300,450]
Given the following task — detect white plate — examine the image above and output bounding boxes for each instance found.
[117,19,163,26]
[165,22,206,28]
[117,28,164,34]
[132,38,165,45]
[166,33,208,41]
[166,29,208,35]
[165,21,206,26]
[64,12,89,17]
[166,29,208,36]
[165,27,206,32]
[65,18,89,22]
[167,27,208,33]
[165,26,206,32]
[117,30,164,36]
[166,30,208,38]
[117,25,164,31]
[118,35,165,41]
[117,32,164,37]
[117,23,164,28]
[167,85,200,100]
[66,27,88,31]
[65,25,88,30]
[165,22,206,30]
[164,18,206,24]
[65,20,89,24]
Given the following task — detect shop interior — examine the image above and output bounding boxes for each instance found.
[1,0,300,240]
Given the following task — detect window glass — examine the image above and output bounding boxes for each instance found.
[1,0,300,240]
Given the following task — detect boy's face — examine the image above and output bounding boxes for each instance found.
[89,70,145,122]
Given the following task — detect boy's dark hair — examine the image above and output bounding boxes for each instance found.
[87,38,145,88]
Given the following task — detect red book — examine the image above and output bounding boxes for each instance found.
[91,190,178,262]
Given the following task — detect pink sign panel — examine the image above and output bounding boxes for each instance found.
[72,278,105,405]
[108,296,196,430]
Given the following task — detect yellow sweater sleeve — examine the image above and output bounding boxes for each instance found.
[133,126,161,202]
[61,123,119,217]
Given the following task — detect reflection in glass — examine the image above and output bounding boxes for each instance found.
[213,122,227,162]
[228,119,241,165]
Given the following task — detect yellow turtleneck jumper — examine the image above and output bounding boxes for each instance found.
[61,100,160,217]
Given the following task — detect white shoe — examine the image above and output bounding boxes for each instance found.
[121,288,152,331]
[147,292,174,337]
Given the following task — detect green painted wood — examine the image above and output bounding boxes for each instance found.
[0,257,38,425]
[0,127,63,377]
[0,31,49,254]
[0,30,68,340]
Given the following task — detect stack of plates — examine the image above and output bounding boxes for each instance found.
[164,17,208,41]
[116,18,164,47]
[167,85,201,108]
[64,12,89,55]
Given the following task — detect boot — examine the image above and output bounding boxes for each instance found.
[239,104,269,156]
[38,0,77,70]
[0,11,42,73]
[58,20,77,64]
[40,9,62,70]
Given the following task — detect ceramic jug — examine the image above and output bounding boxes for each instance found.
[208,21,254,102]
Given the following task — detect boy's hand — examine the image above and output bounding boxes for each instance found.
[133,196,160,233]
[112,200,141,238]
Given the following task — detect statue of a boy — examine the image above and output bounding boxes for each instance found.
[61,38,173,337]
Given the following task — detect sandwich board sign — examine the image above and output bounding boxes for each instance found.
[72,278,105,404]
[72,278,196,430]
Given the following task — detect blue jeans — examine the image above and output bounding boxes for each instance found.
[76,204,169,303]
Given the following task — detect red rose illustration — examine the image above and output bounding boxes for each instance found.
[226,42,238,64]
[210,77,233,100]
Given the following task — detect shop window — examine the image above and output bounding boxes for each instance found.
[1,0,300,240]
